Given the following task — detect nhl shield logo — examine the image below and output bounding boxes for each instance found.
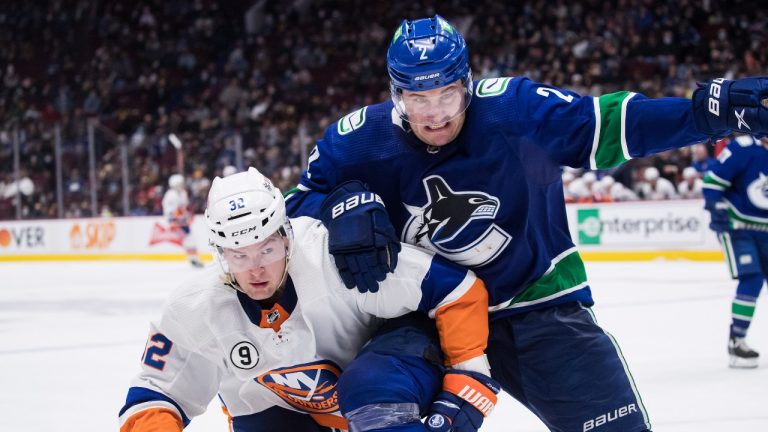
[402,175,512,267]
[266,309,280,324]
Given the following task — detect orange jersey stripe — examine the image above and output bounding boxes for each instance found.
[221,405,235,432]
[310,413,349,430]
[434,278,489,366]
[120,407,183,432]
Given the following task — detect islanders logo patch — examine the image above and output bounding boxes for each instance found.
[257,360,342,414]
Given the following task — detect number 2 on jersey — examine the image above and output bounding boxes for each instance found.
[536,87,574,103]
[143,333,173,370]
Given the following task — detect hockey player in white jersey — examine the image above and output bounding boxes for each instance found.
[162,174,203,267]
[120,167,498,432]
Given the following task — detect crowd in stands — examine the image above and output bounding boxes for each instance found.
[1,0,766,219]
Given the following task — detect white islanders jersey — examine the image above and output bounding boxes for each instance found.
[162,188,190,222]
[119,216,488,431]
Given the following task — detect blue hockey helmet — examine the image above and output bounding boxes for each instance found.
[387,15,473,125]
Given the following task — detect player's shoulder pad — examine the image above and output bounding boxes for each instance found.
[473,77,517,99]
[329,101,392,138]
[289,215,324,243]
[320,100,403,166]
[468,77,523,127]
[165,266,232,310]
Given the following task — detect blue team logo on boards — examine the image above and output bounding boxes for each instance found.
[402,175,512,267]
[257,360,342,414]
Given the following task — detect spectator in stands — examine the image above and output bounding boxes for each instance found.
[1,0,766,219]
[638,167,678,200]
[677,166,704,199]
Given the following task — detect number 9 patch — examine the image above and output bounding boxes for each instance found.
[231,341,259,369]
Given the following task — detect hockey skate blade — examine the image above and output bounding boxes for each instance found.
[729,355,759,369]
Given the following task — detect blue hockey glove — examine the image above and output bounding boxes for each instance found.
[692,77,768,137]
[425,370,500,432]
[705,200,730,233]
[320,181,400,293]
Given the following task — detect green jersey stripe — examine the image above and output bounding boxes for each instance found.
[701,183,725,191]
[502,249,588,309]
[706,171,731,187]
[726,201,768,231]
[719,232,738,278]
[489,248,589,312]
[703,173,730,188]
[593,92,636,169]
[283,187,301,198]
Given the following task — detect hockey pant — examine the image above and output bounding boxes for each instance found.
[487,301,652,432]
[338,313,444,432]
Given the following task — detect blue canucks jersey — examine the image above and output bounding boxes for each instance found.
[703,135,768,231]
[289,77,708,318]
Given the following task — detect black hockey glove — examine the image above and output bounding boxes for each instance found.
[425,370,500,432]
[692,77,768,137]
[320,181,400,293]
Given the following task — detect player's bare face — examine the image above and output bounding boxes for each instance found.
[403,82,467,147]
[223,235,288,300]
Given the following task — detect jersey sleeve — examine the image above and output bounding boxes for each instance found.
[286,126,342,219]
[702,138,750,202]
[512,77,710,169]
[301,127,341,194]
[354,245,489,368]
[119,308,221,431]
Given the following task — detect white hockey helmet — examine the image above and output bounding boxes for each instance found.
[205,167,293,279]
[168,174,184,189]
[205,167,292,249]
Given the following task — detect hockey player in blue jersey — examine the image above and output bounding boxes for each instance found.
[286,15,768,432]
[703,135,768,369]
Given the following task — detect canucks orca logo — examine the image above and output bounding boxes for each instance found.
[746,173,768,210]
[403,175,512,267]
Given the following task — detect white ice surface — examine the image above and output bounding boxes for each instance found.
[1,260,766,431]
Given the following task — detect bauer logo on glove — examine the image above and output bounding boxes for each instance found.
[330,192,385,219]
[693,77,768,136]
